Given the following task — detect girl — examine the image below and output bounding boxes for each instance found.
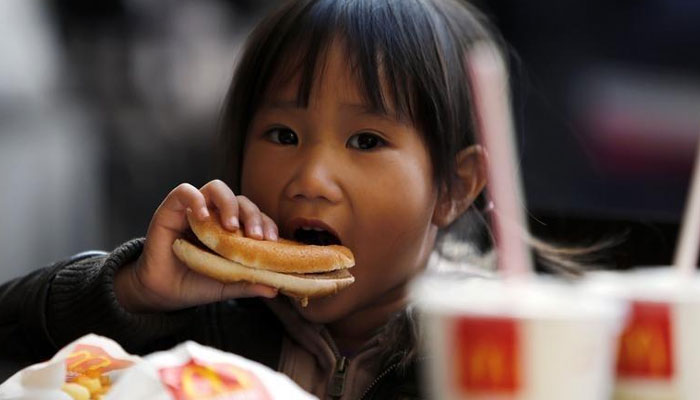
[0,0,498,398]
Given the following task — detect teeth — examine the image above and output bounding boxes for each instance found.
[300,226,326,232]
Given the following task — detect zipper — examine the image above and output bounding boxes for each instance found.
[328,355,348,398]
[358,363,399,400]
[320,329,348,399]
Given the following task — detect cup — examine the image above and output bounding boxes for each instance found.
[411,274,626,400]
[581,268,700,400]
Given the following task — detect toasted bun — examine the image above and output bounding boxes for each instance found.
[187,211,354,273]
[172,239,355,300]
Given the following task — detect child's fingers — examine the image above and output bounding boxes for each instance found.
[174,269,278,308]
[236,195,264,239]
[221,282,278,300]
[199,180,239,230]
[162,183,209,220]
[260,213,279,240]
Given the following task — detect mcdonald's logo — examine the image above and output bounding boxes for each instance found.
[616,301,674,379]
[454,316,520,394]
[65,344,133,378]
[159,358,272,400]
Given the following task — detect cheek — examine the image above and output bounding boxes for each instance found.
[364,154,435,226]
[367,181,432,243]
[351,156,436,276]
[239,145,285,219]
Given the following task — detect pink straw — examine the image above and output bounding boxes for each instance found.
[673,138,700,275]
[467,43,533,278]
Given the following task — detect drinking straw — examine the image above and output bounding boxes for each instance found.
[466,43,533,278]
[673,138,700,274]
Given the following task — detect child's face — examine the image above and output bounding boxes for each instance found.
[240,43,440,323]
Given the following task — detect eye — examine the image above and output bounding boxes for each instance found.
[265,127,298,145]
[347,132,386,150]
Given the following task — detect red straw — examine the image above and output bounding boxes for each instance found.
[467,43,533,278]
[673,138,700,274]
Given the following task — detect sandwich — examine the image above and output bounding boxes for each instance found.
[172,210,355,306]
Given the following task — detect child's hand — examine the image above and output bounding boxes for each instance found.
[114,180,279,313]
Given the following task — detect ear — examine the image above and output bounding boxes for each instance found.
[432,145,488,228]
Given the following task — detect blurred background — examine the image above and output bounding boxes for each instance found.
[1,0,699,283]
[0,0,276,282]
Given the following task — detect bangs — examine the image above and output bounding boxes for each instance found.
[261,0,448,129]
[223,0,496,193]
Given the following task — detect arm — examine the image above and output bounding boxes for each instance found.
[0,180,280,369]
[0,256,69,363]
[0,239,194,366]
[47,239,196,354]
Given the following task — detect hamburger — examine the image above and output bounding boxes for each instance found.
[172,210,355,306]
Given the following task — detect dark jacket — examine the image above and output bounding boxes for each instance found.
[0,239,424,399]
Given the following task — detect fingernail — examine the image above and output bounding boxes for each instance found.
[229,217,239,229]
[199,207,210,219]
[251,225,263,238]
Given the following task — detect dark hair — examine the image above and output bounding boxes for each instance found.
[219,0,606,275]
[220,0,498,200]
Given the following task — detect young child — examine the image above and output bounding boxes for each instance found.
[0,0,498,397]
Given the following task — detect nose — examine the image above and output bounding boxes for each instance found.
[283,145,343,204]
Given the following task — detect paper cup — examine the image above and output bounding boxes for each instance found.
[581,268,700,400]
[411,274,626,400]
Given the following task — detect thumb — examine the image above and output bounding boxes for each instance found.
[220,282,279,300]
[172,271,279,309]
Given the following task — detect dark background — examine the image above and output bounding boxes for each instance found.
[476,0,700,268]
[1,0,699,284]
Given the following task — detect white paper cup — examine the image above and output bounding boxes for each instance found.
[581,268,700,400]
[411,274,626,400]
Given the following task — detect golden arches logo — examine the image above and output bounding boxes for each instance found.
[467,343,508,386]
[621,326,669,375]
[64,345,132,376]
[616,301,674,379]
[160,359,272,400]
[66,350,111,372]
[182,363,245,398]
[455,317,519,393]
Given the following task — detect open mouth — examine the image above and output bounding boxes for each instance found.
[293,227,341,246]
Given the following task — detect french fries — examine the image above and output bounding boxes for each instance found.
[61,373,111,400]
[61,383,90,400]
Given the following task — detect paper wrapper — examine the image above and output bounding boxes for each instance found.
[145,341,317,400]
[0,334,150,399]
[0,335,317,400]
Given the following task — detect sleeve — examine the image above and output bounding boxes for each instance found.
[0,239,196,366]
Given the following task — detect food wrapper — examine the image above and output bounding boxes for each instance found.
[0,335,317,400]
[145,341,317,400]
[0,334,151,400]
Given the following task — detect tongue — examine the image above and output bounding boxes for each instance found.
[294,229,340,246]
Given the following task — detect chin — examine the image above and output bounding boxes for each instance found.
[293,291,356,324]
